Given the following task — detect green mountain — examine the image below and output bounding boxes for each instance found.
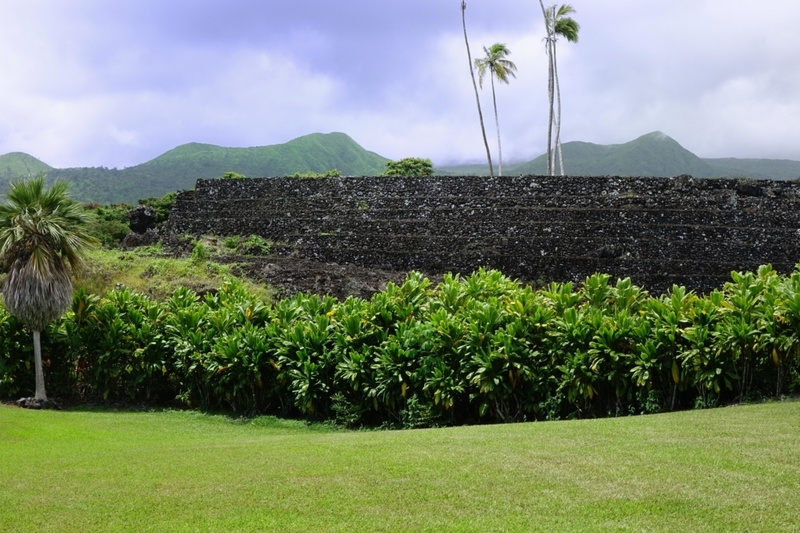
[439,132,800,180]
[0,133,388,204]
[704,158,800,181]
[4,130,800,205]
[132,132,389,184]
[440,132,719,177]
[0,152,53,181]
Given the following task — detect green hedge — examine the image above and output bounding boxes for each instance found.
[2,266,800,426]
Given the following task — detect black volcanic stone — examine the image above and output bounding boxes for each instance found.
[129,205,157,234]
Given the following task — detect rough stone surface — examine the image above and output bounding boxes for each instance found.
[166,175,800,294]
[16,397,61,409]
[223,254,417,300]
[129,205,157,234]
[119,228,160,250]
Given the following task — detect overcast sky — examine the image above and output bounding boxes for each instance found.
[2,0,799,169]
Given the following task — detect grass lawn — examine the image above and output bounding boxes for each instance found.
[1,401,799,532]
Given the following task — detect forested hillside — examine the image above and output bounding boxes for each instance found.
[510,132,718,177]
[438,132,800,180]
[3,131,799,204]
[0,133,388,204]
[0,152,52,181]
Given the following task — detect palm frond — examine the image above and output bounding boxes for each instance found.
[556,4,576,17]
[474,52,490,88]
[0,174,97,330]
[2,256,73,331]
[555,17,580,42]
[475,43,518,87]
[543,4,580,43]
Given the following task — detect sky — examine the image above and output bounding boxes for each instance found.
[1,0,799,169]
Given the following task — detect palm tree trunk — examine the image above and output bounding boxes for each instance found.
[670,381,677,411]
[490,74,503,176]
[553,42,565,176]
[548,43,558,175]
[462,1,494,177]
[33,330,47,401]
[539,1,555,176]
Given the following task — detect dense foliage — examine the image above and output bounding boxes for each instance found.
[382,158,435,177]
[2,266,799,426]
[137,191,176,225]
[82,203,131,248]
[284,169,342,178]
[77,191,175,249]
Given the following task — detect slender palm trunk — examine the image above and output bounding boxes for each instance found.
[539,1,555,176]
[462,1,494,177]
[546,39,555,176]
[490,74,503,176]
[553,42,565,176]
[33,330,47,400]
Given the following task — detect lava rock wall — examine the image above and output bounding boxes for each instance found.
[167,175,800,293]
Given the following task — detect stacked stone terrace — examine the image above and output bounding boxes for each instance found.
[167,175,800,293]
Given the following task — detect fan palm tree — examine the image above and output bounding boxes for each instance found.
[475,43,518,176]
[539,2,580,176]
[0,175,96,401]
[461,0,495,177]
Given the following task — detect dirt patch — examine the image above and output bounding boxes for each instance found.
[160,234,443,301]
[223,253,441,300]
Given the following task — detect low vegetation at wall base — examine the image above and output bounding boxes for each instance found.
[2,266,799,426]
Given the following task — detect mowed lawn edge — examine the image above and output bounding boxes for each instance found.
[1,401,799,533]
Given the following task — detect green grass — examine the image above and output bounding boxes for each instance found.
[1,401,799,532]
[73,245,273,301]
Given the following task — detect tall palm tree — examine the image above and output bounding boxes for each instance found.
[461,0,494,177]
[539,2,580,176]
[475,44,518,177]
[0,175,96,402]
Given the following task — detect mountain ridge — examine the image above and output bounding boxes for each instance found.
[0,132,389,204]
[2,131,799,204]
[438,132,800,180]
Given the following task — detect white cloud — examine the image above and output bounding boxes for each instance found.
[2,0,800,170]
[108,126,141,147]
[342,30,551,166]
[0,44,344,167]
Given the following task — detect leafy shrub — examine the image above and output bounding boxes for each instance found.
[191,242,210,263]
[217,171,246,180]
[0,309,34,398]
[381,158,434,177]
[219,235,271,255]
[138,191,176,225]
[330,392,369,428]
[4,265,800,427]
[400,394,438,429]
[82,203,131,248]
[285,169,342,178]
[223,236,242,249]
[238,235,271,256]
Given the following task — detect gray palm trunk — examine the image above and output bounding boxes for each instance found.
[490,73,504,176]
[553,42,565,176]
[2,261,73,401]
[539,1,555,176]
[33,330,46,400]
[462,1,494,177]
